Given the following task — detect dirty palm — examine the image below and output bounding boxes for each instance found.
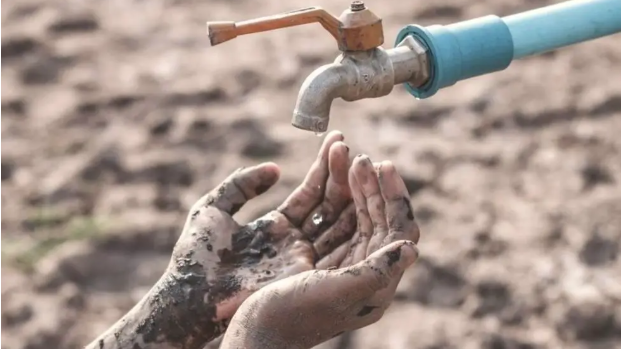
[86,131,420,349]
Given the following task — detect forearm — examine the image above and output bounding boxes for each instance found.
[86,272,226,349]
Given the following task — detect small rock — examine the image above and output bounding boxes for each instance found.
[590,94,621,115]
[153,188,182,212]
[185,118,213,139]
[413,205,437,224]
[467,232,508,259]
[557,300,617,341]
[48,14,99,34]
[149,117,174,136]
[581,162,613,191]
[1,160,16,181]
[164,88,226,107]
[417,5,463,20]
[481,334,537,349]
[80,148,126,183]
[579,233,618,267]
[107,94,144,110]
[1,302,33,327]
[399,257,467,308]
[20,54,73,85]
[132,159,194,187]
[234,69,262,95]
[498,304,526,326]
[231,119,283,159]
[1,99,26,115]
[1,36,42,60]
[401,174,428,195]
[399,106,453,127]
[59,283,85,309]
[471,280,512,318]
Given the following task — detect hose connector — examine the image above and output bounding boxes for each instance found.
[395,15,514,99]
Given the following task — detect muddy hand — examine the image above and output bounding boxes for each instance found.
[171,131,353,328]
[220,156,420,349]
[85,131,356,349]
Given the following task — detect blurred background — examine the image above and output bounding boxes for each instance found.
[2,0,620,348]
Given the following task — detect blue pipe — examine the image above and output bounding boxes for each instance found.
[395,0,621,99]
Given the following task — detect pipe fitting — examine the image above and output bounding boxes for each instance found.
[391,35,430,87]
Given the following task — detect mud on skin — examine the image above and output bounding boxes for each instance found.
[88,216,298,349]
[85,132,357,349]
[219,158,421,349]
[132,221,282,349]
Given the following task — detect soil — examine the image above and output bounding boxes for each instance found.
[2,0,621,348]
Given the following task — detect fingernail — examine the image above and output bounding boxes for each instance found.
[332,131,344,140]
[383,160,396,173]
[399,241,419,267]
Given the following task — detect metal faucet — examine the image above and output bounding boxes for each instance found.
[206,2,430,133]
[207,0,621,133]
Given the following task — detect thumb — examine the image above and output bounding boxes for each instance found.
[363,240,419,291]
[203,163,280,215]
[336,240,419,299]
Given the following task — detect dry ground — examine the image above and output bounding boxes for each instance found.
[2,0,621,348]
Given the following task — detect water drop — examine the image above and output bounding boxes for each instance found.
[315,131,325,137]
[312,213,323,225]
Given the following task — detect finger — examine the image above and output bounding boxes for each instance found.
[351,156,388,256]
[339,230,359,268]
[330,240,419,301]
[247,210,298,241]
[201,162,280,215]
[377,161,420,244]
[349,166,372,264]
[301,141,352,239]
[344,241,418,330]
[278,131,344,225]
[316,241,351,270]
[313,203,356,258]
[364,240,418,288]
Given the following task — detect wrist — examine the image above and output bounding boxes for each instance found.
[221,325,299,349]
[220,299,304,349]
[86,271,227,349]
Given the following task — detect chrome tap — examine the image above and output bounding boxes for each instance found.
[206,1,430,133]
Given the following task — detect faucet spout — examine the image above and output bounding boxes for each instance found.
[292,48,396,133]
[292,63,353,133]
[291,40,430,133]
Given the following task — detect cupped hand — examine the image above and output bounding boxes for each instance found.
[220,155,421,349]
[169,131,357,325]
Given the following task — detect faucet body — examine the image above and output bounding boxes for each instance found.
[293,37,429,133]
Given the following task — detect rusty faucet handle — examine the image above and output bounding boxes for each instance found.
[206,2,384,51]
